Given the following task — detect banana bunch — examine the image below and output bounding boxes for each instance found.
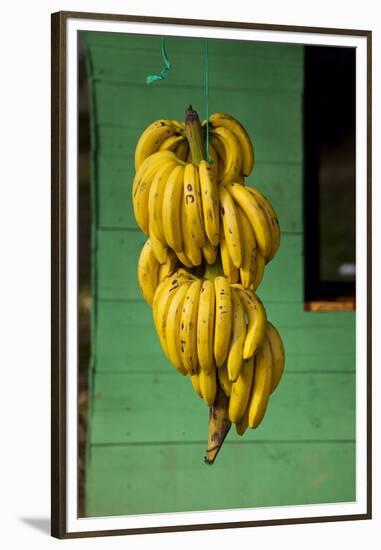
[137,239,178,305]
[133,160,279,291]
[223,320,285,436]
[207,112,254,181]
[219,182,280,289]
[134,112,254,181]
[134,119,187,169]
[132,107,285,462]
[132,150,221,267]
[150,270,285,434]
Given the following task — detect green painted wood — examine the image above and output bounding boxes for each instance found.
[96,229,144,301]
[91,371,355,444]
[84,31,356,518]
[85,442,355,517]
[92,82,302,163]
[95,154,302,233]
[87,42,304,92]
[85,32,303,61]
[93,300,355,373]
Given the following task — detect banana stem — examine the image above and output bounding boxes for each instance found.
[185,105,206,165]
[185,106,230,464]
[204,385,231,465]
[203,254,229,464]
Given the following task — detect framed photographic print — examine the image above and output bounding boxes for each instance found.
[51,10,372,539]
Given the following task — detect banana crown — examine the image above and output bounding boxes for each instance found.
[133,113,280,287]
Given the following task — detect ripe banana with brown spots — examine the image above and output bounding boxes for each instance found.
[213,276,232,367]
[137,238,160,306]
[219,184,243,269]
[227,289,246,382]
[208,112,255,177]
[134,120,182,170]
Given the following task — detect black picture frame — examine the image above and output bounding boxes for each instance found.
[51,10,372,539]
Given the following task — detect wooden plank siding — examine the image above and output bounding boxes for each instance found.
[83,31,356,517]
[86,443,355,517]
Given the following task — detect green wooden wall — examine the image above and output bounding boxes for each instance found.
[83,32,356,517]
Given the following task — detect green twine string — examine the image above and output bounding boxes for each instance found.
[145,37,212,164]
[146,37,171,84]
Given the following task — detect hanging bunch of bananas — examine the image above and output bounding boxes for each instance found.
[134,111,254,181]
[133,108,279,289]
[132,106,285,464]
[218,182,280,289]
[138,258,284,441]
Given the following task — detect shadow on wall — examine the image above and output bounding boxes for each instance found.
[19,518,51,535]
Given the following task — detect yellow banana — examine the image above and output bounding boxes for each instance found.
[134,120,180,170]
[181,190,202,266]
[209,112,255,176]
[209,134,226,183]
[149,227,168,264]
[132,151,176,234]
[227,289,246,382]
[180,279,202,374]
[207,142,219,182]
[137,239,159,306]
[266,321,285,394]
[202,240,218,265]
[165,283,191,375]
[209,133,225,163]
[248,337,273,428]
[247,186,280,262]
[213,276,232,367]
[183,163,206,247]
[217,363,232,397]
[154,283,179,357]
[158,134,185,152]
[197,280,216,374]
[152,270,194,330]
[235,405,249,436]
[228,355,254,422]
[157,249,177,282]
[148,160,178,242]
[189,373,203,399]
[199,367,217,406]
[153,273,194,356]
[220,227,239,283]
[219,185,243,268]
[198,160,220,246]
[226,183,272,259]
[236,205,257,289]
[251,252,266,292]
[210,126,242,184]
[233,286,267,359]
[162,164,185,252]
[132,150,175,198]
[175,249,194,268]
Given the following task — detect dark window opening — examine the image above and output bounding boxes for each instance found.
[304,45,356,307]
